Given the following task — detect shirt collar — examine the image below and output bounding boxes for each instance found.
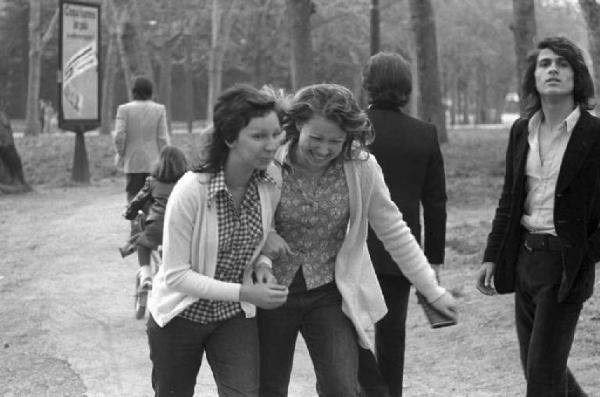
[207,168,276,206]
[564,106,581,133]
[528,106,581,137]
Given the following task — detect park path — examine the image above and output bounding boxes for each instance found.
[1,178,599,396]
[0,179,312,396]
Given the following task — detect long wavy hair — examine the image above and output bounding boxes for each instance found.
[522,36,595,118]
[283,83,373,160]
[195,84,281,173]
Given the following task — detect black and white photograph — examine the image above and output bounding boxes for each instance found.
[1,0,599,396]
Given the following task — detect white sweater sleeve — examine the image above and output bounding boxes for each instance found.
[364,157,446,302]
[161,173,242,302]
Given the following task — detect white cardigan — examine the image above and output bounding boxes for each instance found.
[149,170,281,327]
[261,146,446,349]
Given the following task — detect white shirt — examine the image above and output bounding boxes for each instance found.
[521,106,580,235]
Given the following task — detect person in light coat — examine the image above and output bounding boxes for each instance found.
[113,76,169,202]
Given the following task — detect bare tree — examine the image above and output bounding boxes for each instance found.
[206,0,239,122]
[113,0,155,97]
[286,0,315,90]
[183,20,194,133]
[370,0,380,56]
[24,2,58,136]
[579,0,600,112]
[408,0,447,142]
[100,0,120,135]
[511,0,537,116]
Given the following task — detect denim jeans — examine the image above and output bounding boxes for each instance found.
[147,314,260,397]
[358,274,411,397]
[515,245,587,397]
[257,271,360,397]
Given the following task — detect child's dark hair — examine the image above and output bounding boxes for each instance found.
[153,146,188,183]
[196,84,280,172]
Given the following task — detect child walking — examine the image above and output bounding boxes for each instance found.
[120,145,188,291]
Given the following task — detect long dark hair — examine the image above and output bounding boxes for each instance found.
[522,36,595,118]
[283,83,373,160]
[153,146,188,183]
[196,84,280,173]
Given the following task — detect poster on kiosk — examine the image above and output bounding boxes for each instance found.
[58,0,100,132]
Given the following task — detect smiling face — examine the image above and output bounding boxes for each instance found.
[227,111,281,171]
[295,116,346,173]
[534,48,574,99]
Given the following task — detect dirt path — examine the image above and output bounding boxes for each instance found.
[1,179,599,396]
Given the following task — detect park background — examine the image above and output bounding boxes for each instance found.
[1,0,600,396]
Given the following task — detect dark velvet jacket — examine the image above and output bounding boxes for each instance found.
[483,110,600,303]
[366,107,447,275]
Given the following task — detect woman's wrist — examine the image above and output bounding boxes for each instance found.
[254,255,273,270]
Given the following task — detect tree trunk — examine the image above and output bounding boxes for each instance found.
[476,61,488,124]
[0,109,30,193]
[100,0,119,135]
[101,32,118,135]
[511,0,537,117]
[450,80,457,126]
[286,0,315,90]
[463,85,470,124]
[370,0,380,56]
[184,26,193,133]
[24,0,42,136]
[114,0,155,92]
[579,0,600,113]
[207,0,238,123]
[114,10,133,99]
[158,43,174,134]
[25,4,58,136]
[408,0,447,142]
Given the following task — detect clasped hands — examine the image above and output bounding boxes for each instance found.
[239,231,292,310]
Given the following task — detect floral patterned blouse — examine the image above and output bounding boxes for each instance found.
[272,155,349,289]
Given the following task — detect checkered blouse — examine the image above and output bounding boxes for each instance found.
[178,169,268,323]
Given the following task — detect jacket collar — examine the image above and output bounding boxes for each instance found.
[514,110,595,193]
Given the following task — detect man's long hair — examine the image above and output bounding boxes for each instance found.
[522,36,595,118]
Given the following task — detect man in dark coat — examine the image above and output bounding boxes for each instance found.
[476,36,599,397]
[358,51,447,397]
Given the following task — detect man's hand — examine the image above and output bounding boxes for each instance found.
[475,262,497,295]
[240,283,288,310]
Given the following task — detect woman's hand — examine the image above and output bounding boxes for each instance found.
[430,291,458,321]
[475,262,497,296]
[239,283,288,309]
[262,231,295,259]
